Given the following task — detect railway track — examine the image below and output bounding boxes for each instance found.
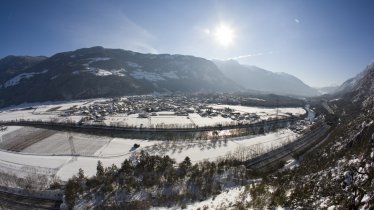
[0,116,302,133]
[0,190,62,210]
[246,123,331,170]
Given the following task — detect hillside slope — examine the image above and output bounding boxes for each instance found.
[246,60,374,209]
[0,47,240,107]
[214,60,320,97]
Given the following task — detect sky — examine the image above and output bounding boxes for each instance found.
[1,0,374,87]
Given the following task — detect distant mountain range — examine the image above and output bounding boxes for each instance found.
[0,47,240,107]
[0,46,353,107]
[214,60,320,97]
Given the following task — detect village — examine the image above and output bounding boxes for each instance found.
[55,95,306,129]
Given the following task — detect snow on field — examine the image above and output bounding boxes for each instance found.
[212,104,306,117]
[0,98,102,113]
[0,98,305,130]
[0,126,299,181]
[150,114,193,127]
[23,132,111,156]
[143,128,298,163]
[105,113,195,128]
[0,126,23,136]
[189,113,233,127]
[103,105,301,127]
[56,129,297,179]
[0,149,70,178]
[105,114,149,127]
[152,186,251,210]
[0,109,57,122]
[94,138,160,157]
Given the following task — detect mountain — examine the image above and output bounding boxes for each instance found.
[0,55,47,79]
[341,60,374,108]
[314,85,339,95]
[334,61,374,95]
[218,59,374,209]
[214,60,320,97]
[0,47,240,107]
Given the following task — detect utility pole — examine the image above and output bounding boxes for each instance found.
[67,132,77,161]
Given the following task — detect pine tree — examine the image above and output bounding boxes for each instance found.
[78,168,85,180]
[96,160,104,178]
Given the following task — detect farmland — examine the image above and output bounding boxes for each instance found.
[0,95,313,183]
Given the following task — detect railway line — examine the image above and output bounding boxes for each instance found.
[0,116,301,133]
[0,190,61,210]
[246,123,331,171]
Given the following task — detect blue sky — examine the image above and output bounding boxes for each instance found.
[1,0,374,87]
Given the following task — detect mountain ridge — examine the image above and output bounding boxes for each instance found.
[0,46,338,108]
[0,47,240,107]
[214,59,320,97]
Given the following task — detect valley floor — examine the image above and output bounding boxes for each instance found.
[0,126,300,181]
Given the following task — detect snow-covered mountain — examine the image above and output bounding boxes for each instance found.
[214,60,320,97]
[0,47,240,107]
[344,60,374,108]
[334,61,374,96]
[193,59,374,209]
[314,85,339,95]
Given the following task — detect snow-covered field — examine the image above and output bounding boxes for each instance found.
[0,99,306,128]
[0,99,307,182]
[212,104,305,121]
[0,126,299,181]
[22,132,111,156]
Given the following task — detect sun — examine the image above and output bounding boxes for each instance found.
[213,23,235,47]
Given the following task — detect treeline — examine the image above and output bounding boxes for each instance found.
[64,152,251,209]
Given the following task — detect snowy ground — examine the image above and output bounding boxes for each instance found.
[22,132,111,156]
[143,129,297,163]
[211,104,305,121]
[0,126,299,181]
[152,185,291,210]
[0,99,306,128]
[152,186,251,210]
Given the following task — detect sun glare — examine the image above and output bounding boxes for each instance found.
[213,24,234,47]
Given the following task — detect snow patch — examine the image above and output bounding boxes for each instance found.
[50,75,59,80]
[4,70,48,88]
[95,69,113,76]
[74,56,126,77]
